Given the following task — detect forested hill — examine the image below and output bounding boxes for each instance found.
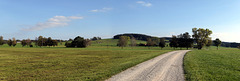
[113,33,171,41]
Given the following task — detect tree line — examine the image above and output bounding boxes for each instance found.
[0,28,231,49]
[117,35,166,49]
[117,28,224,50]
[0,36,58,47]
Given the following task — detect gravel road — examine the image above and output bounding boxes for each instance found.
[106,50,190,81]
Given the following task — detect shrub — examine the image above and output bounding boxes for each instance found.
[65,36,88,48]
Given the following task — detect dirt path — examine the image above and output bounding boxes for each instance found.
[106,50,190,81]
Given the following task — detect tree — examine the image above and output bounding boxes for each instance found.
[65,41,72,47]
[130,37,136,48]
[35,37,38,47]
[213,38,221,50]
[97,37,101,40]
[47,37,53,47]
[151,37,160,46]
[12,38,17,47]
[0,36,4,45]
[177,32,193,50]
[118,36,130,49]
[7,39,12,46]
[71,36,87,48]
[206,38,212,49]
[91,37,98,41]
[159,38,165,49]
[84,39,91,47]
[147,38,154,49]
[192,28,212,50]
[26,39,32,47]
[59,40,63,45]
[37,36,46,47]
[21,39,27,47]
[91,37,101,41]
[52,40,58,47]
[170,35,178,49]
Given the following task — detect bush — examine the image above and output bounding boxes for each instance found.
[65,42,72,47]
[65,36,89,48]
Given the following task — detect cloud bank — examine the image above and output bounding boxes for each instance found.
[136,1,152,7]
[22,16,83,31]
[90,7,113,12]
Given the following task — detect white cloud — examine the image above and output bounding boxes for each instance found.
[22,16,83,31]
[90,7,113,12]
[136,1,152,7]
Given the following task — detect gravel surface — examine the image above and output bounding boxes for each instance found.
[106,50,190,81]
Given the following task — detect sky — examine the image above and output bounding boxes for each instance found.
[0,0,240,42]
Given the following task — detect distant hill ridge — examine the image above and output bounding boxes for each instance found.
[113,33,171,41]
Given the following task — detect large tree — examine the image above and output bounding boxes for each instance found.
[37,36,47,47]
[35,37,38,47]
[84,39,91,47]
[206,38,212,49]
[7,39,12,46]
[26,39,32,47]
[159,38,165,49]
[52,40,58,47]
[118,36,130,49]
[21,39,27,47]
[177,32,193,49]
[151,37,160,46]
[47,37,53,47]
[146,38,155,49]
[192,28,212,50]
[0,36,4,45]
[70,36,88,48]
[170,35,178,49]
[12,38,17,47]
[213,38,221,50]
[130,36,136,48]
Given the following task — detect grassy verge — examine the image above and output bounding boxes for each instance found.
[0,47,171,81]
[184,47,240,81]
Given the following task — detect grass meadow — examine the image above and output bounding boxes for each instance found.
[0,39,173,81]
[1,39,239,81]
[184,47,240,81]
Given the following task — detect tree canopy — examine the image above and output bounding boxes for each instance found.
[192,28,212,49]
[118,36,130,49]
[0,36,4,45]
[213,38,222,50]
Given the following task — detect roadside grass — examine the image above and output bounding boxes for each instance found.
[184,47,240,81]
[0,46,172,80]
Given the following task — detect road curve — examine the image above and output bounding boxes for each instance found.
[106,50,190,81]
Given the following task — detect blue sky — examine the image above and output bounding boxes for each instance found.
[0,0,240,42]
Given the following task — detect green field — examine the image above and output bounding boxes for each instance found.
[0,39,173,81]
[2,39,238,81]
[184,47,240,81]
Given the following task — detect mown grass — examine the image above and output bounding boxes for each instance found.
[184,47,240,81]
[0,42,172,80]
